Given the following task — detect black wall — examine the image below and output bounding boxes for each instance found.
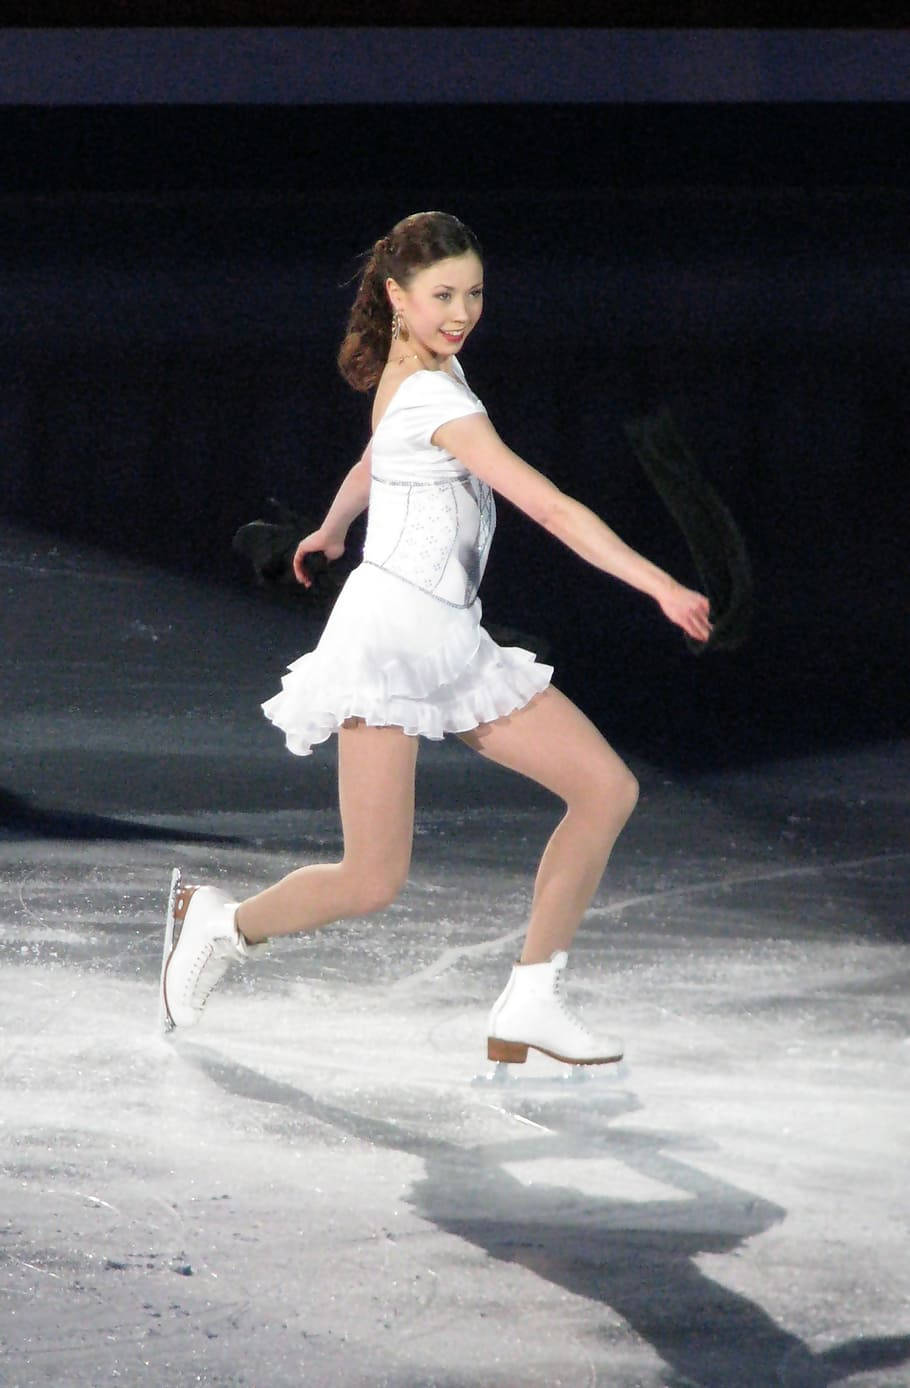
[1,104,907,766]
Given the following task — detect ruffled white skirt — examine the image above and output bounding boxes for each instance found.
[261,563,553,756]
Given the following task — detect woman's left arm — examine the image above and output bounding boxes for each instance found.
[540,491,712,642]
[433,414,712,643]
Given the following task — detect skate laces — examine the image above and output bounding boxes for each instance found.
[183,944,231,1010]
[553,967,596,1041]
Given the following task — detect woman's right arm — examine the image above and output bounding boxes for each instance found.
[293,440,372,587]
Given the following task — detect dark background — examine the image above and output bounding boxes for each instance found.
[1,30,907,770]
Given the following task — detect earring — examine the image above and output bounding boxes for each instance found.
[391,310,401,340]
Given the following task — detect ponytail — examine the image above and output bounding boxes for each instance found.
[336,238,393,393]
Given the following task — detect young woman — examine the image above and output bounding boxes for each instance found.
[160,211,711,1066]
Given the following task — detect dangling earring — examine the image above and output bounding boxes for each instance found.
[391,309,409,341]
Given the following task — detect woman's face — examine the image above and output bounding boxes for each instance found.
[387,252,484,361]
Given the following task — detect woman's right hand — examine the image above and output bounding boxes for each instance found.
[292,529,346,587]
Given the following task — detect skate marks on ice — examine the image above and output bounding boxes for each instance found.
[585,849,910,944]
[386,847,910,1008]
[182,1044,910,1388]
[0,1175,253,1372]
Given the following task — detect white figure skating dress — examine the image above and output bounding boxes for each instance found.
[261,355,553,754]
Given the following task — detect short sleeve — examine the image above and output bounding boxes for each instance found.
[407,371,487,450]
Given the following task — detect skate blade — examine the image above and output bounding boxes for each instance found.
[158,867,181,1036]
[471,1059,629,1088]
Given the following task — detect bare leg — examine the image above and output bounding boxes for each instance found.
[459,686,639,964]
[235,723,418,943]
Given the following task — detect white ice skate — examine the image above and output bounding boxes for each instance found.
[486,950,623,1066]
[159,868,264,1033]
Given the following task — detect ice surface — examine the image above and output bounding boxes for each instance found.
[1,524,909,1387]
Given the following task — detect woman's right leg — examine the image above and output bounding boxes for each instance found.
[235,722,418,943]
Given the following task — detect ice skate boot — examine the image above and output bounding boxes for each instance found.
[160,868,264,1032]
[486,950,623,1066]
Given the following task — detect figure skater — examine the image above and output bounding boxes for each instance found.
[160,211,712,1066]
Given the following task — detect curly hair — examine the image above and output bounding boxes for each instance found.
[337,211,483,393]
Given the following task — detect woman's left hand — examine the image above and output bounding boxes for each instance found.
[656,581,713,644]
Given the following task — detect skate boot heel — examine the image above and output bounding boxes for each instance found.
[487,1038,529,1063]
[173,882,198,926]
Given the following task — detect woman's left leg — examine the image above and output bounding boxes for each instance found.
[461,684,638,1064]
[459,685,639,964]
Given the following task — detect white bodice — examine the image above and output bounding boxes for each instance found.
[362,356,495,608]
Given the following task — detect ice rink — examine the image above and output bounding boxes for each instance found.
[2,523,908,1387]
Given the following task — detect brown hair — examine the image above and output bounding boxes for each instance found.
[337,211,483,393]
